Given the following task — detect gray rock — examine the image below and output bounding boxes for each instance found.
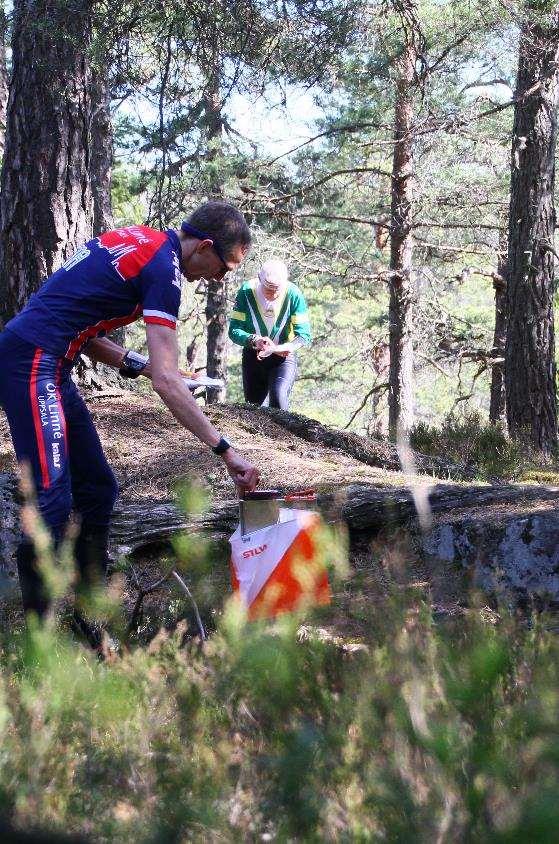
[423,511,559,606]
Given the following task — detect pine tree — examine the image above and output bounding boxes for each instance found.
[0,0,93,322]
[505,5,559,453]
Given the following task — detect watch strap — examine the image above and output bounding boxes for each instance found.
[212,437,231,455]
[119,350,148,379]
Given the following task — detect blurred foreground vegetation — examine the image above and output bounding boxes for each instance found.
[2,552,559,840]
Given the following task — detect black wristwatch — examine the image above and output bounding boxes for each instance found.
[212,436,231,455]
[119,350,148,379]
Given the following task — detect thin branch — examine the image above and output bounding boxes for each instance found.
[416,352,452,377]
[415,220,504,231]
[127,568,173,635]
[424,31,472,78]
[290,212,388,227]
[241,167,392,203]
[262,120,390,167]
[344,382,389,430]
[172,570,207,641]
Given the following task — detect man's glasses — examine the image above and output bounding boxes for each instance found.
[181,222,230,274]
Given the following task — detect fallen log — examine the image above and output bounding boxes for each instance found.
[111,481,559,553]
[110,499,238,555]
[2,473,559,574]
[341,481,559,531]
[0,473,20,588]
[257,407,475,480]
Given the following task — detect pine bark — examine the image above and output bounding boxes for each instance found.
[89,69,126,355]
[505,9,559,453]
[0,0,93,323]
[489,260,507,425]
[388,35,416,441]
[0,5,8,159]
[204,67,228,404]
[205,272,229,403]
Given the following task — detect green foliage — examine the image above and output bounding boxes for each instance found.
[111,164,146,227]
[1,480,558,840]
[3,576,559,839]
[410,411,526,479]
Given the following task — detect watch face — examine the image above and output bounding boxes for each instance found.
[127,351,148,367]
[124,351,148,372]
[213,437,231,454]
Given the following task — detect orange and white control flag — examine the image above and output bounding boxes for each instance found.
[230,509,331,620]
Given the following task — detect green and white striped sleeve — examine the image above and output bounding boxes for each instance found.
[229,286,253,347]
[290,288,312,346]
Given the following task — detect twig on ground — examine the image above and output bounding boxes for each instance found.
[171,570,207,641]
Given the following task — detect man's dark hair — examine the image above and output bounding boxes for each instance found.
[187,202,251,259]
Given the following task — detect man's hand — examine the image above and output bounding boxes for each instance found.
[253,336,268,352]
[222,448,260,493]
[257,338,289,360]
[257,337,277,359]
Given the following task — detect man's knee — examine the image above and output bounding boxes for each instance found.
[74,465,119,526]
[37,486,73,539]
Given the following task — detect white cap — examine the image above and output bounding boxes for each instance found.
[258,259,288,286]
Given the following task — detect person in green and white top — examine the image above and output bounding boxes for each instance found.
[229,259,311,410]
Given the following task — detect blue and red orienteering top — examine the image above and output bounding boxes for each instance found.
[6,225,183,362]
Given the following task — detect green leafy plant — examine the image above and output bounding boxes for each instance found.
[410,412,526,480]
[3,479,559,841]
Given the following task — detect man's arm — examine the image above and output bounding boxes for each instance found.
[85,334,259,491]
[85,336,200,380]
[145,323,259,491]
[84,336,127,368]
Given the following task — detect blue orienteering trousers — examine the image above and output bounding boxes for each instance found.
[0,330,118,541]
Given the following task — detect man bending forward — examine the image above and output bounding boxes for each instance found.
[0,201,259,632]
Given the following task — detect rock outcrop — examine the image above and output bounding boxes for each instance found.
[423,509,559,606]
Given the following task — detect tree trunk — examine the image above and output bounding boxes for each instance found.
[505,9,559,454]
[0,0,93,323]
[388,33,416,441]
[204,64,228,404]
[0,5,8,159]
[489,258,507,425]
[205,275,229,403]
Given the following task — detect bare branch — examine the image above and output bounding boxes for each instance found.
[344,382,389,430]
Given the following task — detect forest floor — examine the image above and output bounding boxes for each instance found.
[0,391,427,498]
[1,390,559,643]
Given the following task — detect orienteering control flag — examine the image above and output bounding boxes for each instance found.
[230,509,331,619]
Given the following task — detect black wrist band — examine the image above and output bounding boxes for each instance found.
[212,436,231,455]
